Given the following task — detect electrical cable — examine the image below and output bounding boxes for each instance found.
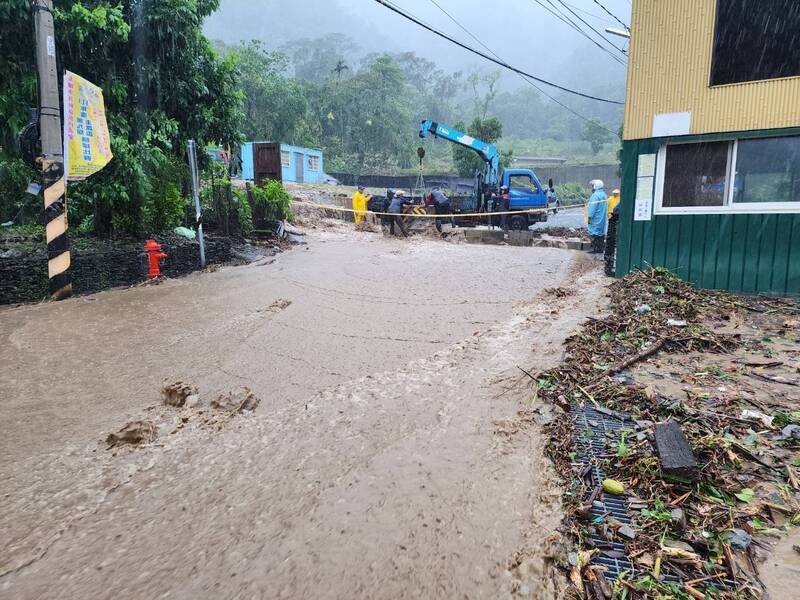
[426,0,620,138]
[558,1,617,26]
[590,0,631,31]
[554,0,627,55]
[533,0,626,65]
[372,0,624,104]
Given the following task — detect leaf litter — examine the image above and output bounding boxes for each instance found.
[534,268,800,599]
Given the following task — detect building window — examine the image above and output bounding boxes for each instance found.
[308,155,320,171]
[280,151,290,168]
[661,142,730,208]
[711,0,800,86]
[733,137,800,205]
[655,135,800,214]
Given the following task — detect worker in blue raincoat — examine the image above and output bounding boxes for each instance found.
[586,179,608,254]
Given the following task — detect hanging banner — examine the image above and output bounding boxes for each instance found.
[63,71,113,181]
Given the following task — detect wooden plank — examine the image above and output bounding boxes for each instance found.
[655,421,698,480]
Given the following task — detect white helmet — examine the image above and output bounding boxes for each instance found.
[589,179,604,191]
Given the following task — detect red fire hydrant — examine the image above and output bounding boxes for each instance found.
[144,239,167,278]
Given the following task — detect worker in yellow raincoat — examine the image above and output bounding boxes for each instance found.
[352,185,369,224]
[607,189,620,219]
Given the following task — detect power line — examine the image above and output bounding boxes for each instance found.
[426,0,620,138]
[371,0,624,104]
[591,0,631,31]
[554,0,627,55]
[559,1,616,25]
[533,0,626,66]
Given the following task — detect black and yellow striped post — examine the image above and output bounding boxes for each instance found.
[42,163,72,299]
[33,0,72,300]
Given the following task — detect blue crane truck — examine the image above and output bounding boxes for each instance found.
[419,120,556,230]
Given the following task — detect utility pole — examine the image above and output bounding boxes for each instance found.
[187,140,206,268]
[32,0,72,300]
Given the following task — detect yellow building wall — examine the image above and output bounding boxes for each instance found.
[623,0,800,141]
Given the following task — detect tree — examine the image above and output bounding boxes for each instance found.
[582,118,612,155]
[282,33,355,83]
[452,116,505,178]
[218,41,309,144]
[467,70,501,119]
[0,0,244,236]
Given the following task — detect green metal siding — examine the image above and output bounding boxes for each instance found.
[616,131,800,296]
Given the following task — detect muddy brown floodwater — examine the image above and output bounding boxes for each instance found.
[0,230,606,599]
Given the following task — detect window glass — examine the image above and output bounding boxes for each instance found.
[308,155,320,171]
[508,174,538,193]
[280,151,290,168]
[662,142,729,208]
[711,0,800,86]
[734,137,800,204]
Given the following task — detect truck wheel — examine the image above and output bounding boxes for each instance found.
[510,215,528,231]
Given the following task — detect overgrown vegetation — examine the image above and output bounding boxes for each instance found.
[1,2,621,236]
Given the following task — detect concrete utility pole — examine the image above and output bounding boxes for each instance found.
[32,0,72,300]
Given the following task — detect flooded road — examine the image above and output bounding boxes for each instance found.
[1,231,606,599]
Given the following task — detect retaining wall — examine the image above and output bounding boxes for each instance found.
[0,236,232,305]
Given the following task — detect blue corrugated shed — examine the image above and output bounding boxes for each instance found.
[241,142,324,183]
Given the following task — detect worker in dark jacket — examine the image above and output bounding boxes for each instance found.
[426,189,455,233]
[387,190,410,237]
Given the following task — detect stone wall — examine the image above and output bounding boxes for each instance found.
[0,236,232,305]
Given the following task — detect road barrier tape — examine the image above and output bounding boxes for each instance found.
[291,198,596,219]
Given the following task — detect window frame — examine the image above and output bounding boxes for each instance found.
[308,155,320,171]
[654,136,800,215]
[280,150,291,168]
[709,0,800,87]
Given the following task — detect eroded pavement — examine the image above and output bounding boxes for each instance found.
[0,231,607,599]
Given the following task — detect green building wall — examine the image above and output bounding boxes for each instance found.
[616,129,800,296]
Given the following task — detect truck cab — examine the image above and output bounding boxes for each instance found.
[500,169,552,230]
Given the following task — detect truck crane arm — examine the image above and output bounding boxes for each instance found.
[419,120,499,187]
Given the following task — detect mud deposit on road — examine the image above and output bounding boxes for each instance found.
[1,231,606,599]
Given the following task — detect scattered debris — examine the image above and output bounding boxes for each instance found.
[545,287,575,298]
[211,387,261,413]
[602,479,624,495]
[654,420,698,480]
[532,267,800,598]
[161,381,198,407]
[666,318,687,327]
[105,420,156,449]
[265,298,292,312]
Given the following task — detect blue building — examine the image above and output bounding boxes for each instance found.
[240,142,324,184]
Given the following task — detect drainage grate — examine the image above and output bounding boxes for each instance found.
[571,403,690,585]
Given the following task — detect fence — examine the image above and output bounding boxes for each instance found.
[329,163,620,192]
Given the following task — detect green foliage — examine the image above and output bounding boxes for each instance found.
[555,183,590,205]
[452,116,504,178]
[251,180,294,223]
[1,0,243,237]
[232,187,253,236]
[217,41,309,145]
[582,118,613,155]
[0,158,36,223]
